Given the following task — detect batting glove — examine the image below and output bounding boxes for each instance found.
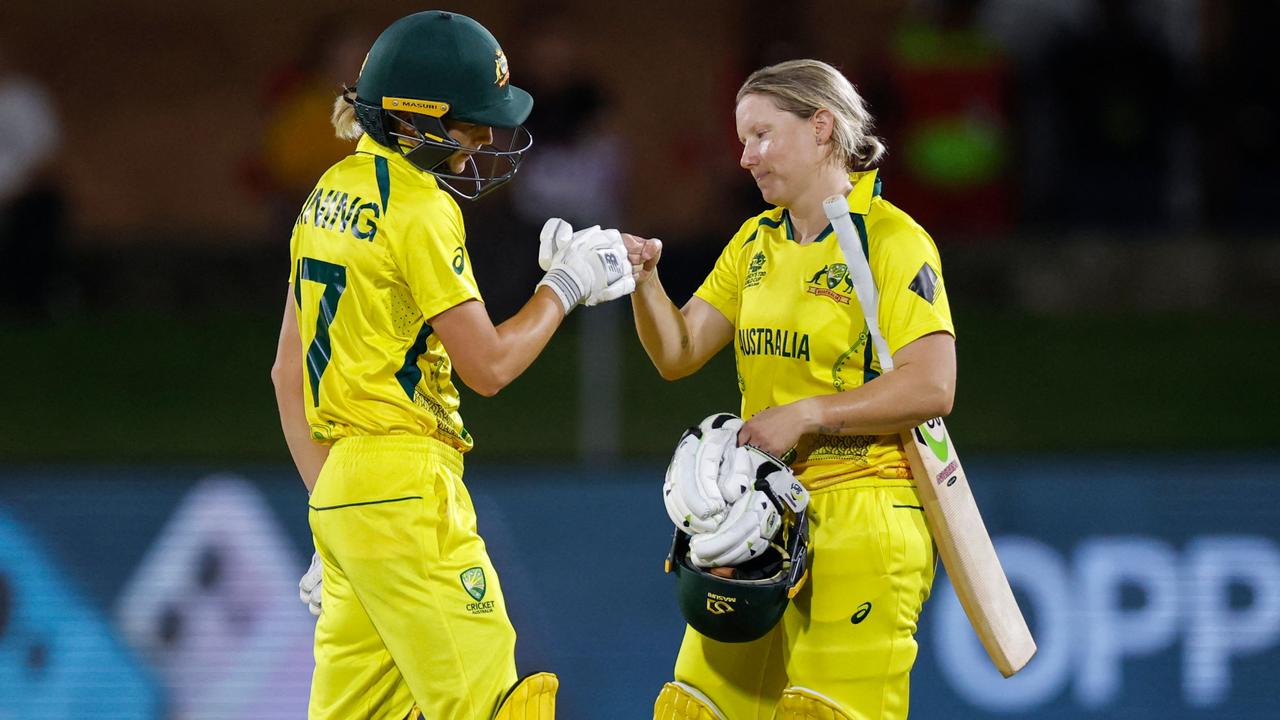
[299,551,323,617]
[689,488,781,568]
[722,445,810,514]
[538,217,585,273]
[537,217,636,309]
[688,446,808,568]
[663,413,744,534]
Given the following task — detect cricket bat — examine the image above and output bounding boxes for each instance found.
[822,195,1036,677]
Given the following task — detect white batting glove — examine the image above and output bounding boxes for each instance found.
[537,218,636,308]
[299,551,323,617]
[662,413,744,534]
[689,489,781,568]
[722,445,810,513]
[689,445,809,568]
[538,217,592,272]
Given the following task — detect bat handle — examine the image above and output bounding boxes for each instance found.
[821,194,896,373]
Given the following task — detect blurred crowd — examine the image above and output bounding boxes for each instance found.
[0,45,67,317]
[0,0,1276,316]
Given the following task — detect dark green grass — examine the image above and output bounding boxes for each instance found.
[1,310,1274,463]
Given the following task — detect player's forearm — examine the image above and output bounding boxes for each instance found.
[271,368,329,492]
[474,288,564,396]
[632,272,699,380]
[272,290,328,492]
[804,362,954,437]
[283,423,330,493]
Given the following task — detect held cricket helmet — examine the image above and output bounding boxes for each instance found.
[351,11,533,198]
[666,458,811,644]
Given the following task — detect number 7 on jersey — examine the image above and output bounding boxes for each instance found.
[295,257,347,405]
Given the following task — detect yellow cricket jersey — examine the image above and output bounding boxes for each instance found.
[694,169,954,489]
[288,135,479,452]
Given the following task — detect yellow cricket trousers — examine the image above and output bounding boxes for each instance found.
[307,435,518,720]
[672,482,936,719]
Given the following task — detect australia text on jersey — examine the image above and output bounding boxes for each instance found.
[738,327,811,361]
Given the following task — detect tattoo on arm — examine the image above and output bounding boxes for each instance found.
[817,421,846,435]
[679,329,690,351]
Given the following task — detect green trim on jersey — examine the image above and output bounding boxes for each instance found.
[397,323,433,399]
[309,495,423,512]
[375,156,392,212]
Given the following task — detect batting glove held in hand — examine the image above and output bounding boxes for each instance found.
[537,217,636,312]
[688,445,808,568]
[723,445,810,513]
[299,551,323,617]
[689,487,781,568]
[663,413,744,534]
[538,217,584,273]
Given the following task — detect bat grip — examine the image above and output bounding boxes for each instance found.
[822,195,896,372]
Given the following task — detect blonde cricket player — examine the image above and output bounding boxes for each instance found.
[627,60,954,719]
[271,11,635,720]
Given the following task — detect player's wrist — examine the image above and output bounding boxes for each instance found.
[634,268,662,297]
[537,268,583,315]
[798,397,825,435]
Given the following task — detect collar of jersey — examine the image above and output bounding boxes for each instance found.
[355,135,441,190]
[779,169,881,244]
[845,168,882,215]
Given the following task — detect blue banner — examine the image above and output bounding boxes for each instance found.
[1,457,1277,718]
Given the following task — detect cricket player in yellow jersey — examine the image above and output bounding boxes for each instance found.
[270,11,635,720]
[627,60,955,719]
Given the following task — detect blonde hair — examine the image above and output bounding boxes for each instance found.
[331,88,364,141]
[736,59,885,170]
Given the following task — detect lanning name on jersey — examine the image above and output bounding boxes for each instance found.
[738,327,811,361]
[296,186,382,241]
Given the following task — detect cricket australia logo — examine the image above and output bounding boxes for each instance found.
[806,263,854,304]
[744,251,768,289]
[461,567,486,601]
[462,566,496,614]
[494,49,510,87]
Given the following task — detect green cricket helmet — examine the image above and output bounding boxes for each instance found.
[352,11,533,199]
[665,455,811,644]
